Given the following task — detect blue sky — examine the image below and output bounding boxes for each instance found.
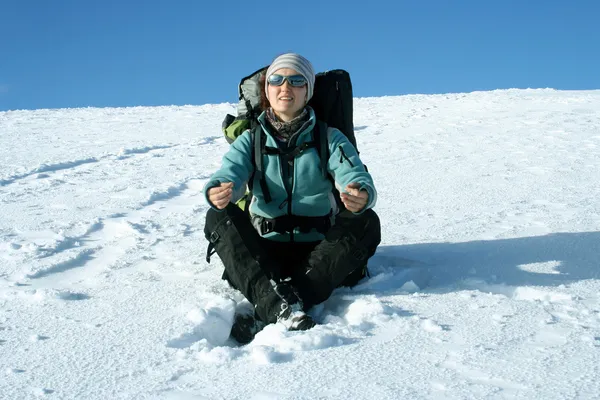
[1,0,599,111]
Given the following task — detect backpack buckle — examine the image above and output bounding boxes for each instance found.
[260,219,275,235]
[209,231,220,243]
[351,247,368,261]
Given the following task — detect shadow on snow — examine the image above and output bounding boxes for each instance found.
[370,231,600,293]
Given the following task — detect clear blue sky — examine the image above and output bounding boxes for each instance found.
[1,0,599,111]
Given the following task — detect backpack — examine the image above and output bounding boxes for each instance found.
[221,67,358,211]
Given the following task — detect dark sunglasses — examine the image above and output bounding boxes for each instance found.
[267,74,307,87]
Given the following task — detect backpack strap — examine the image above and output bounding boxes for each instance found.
[257,214,332,236]
[314,120,329,179]
[264,141,316,161]
[252,125,272,204]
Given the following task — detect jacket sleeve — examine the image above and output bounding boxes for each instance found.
[203,130,254,210]
[327,128,377,213]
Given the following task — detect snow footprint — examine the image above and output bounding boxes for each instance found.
[421,318,446,333]
[31,387,55,396]
[22,289,90,302]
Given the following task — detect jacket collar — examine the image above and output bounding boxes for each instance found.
[257,106,316,143]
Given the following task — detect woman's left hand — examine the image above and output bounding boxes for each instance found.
[340,183,369,213]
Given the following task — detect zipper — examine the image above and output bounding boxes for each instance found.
[278,199,287,210]
[339,146,354,167]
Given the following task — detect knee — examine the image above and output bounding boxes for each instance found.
[336,209,381,244]
[204,204,245,236]
[204,208,223,237]
[362,209,381,244]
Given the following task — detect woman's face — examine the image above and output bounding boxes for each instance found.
[267,68,308,122]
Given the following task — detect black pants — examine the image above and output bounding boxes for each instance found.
[204,204,381,321]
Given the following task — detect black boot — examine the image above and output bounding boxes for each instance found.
[230,311,265,344]
[272,281,316,331]
[230,282,315,344]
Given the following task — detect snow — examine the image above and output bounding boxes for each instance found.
[1,89,600,399]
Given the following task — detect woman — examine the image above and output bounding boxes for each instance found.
[204,53,381,343]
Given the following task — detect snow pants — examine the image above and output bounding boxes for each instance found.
[204,204,381,322]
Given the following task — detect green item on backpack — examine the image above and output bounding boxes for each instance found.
[223,118,252,144]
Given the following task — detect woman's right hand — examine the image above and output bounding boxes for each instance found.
[208,182,234,209]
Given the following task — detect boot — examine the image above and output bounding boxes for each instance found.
[231,282,315,343]
[271,281,316,331]
[230,311,265,345]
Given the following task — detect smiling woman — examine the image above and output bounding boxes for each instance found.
[202,53,381,343]
[266,69,308,122]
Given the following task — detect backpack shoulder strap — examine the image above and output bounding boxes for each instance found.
[252,125,272,204]
[314,120,329,179]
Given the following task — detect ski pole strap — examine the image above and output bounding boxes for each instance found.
[258,214,332,235]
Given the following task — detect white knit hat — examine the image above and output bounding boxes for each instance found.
[265,53,315,102]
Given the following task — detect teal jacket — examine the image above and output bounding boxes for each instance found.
[204,107,377,242]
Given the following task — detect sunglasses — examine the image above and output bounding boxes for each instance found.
[267,74,307,87]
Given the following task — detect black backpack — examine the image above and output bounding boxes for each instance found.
[221,68,358,209]
[308,70,357,151]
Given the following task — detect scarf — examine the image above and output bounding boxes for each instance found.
[265,108,309,142]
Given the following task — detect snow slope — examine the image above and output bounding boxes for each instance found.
[1,89,600,399]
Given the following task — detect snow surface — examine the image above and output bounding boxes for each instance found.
[1,89,600,399]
